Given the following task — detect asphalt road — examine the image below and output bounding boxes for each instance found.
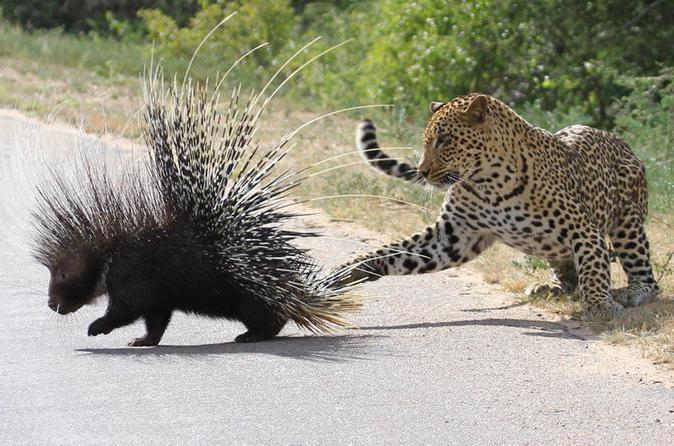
[1,112,673,445]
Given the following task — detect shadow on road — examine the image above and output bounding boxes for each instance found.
[355,318,584,340]
[460,302,528,312]
[75,334,387,362]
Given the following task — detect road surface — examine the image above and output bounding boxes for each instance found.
[1,111,673,445]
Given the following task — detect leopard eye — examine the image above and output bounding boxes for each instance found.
[435,134,451,148]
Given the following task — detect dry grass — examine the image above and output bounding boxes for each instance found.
[1,36,673,369]
[0,59,141,138]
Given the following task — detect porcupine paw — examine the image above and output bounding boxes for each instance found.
[88,318,113,336]
[128,336,160,347]
[235,331,276,343]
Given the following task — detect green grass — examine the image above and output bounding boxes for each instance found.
[0,24,145,80]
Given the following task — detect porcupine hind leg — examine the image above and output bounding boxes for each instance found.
[235,300,287,343]
[128,311,173,347]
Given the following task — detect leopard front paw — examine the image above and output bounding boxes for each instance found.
[582,299,624,321]
[525,282,565,298]
[328,261,382,289]
[350,261,383,283]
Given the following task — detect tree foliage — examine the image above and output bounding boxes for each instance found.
[342,0,674,125]
[613,68,674,212]
[2,0,673,126]
[140,0,296,73]
[0,0,199,34]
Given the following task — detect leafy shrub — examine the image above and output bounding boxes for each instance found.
[519,100,592,132]
[0,0,199,36]
[613,68,674,213]
[4,0,674,127]
[284,2,371,108]
[330,0,674,125]
[140,0,296,82]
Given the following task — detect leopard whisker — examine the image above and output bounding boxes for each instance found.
[441,171,481,190]
[454,175,482,191]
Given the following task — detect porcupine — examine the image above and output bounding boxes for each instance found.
[30,69,360,346]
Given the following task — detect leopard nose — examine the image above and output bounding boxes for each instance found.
[48,301,58,312]
[420,169,430,178]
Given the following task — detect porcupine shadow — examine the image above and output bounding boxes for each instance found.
[75,334,386,362]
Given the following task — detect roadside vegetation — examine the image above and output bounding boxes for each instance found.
[0,0,672,367]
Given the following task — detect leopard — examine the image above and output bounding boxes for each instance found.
[340,93,659,318]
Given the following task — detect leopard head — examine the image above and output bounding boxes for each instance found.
[418,93,491,190]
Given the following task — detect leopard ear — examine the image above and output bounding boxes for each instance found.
[461,95,489,125]
[429,101,445,114]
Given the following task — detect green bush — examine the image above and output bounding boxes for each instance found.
[283,2,370,108]
[4,0,674,128]
[519,100,592,132]
[314,0,674,126]
[613,68,674,213]
[0,0,199,36]
[140,0,296,82]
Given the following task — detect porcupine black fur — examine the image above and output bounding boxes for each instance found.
[31,69,359,346]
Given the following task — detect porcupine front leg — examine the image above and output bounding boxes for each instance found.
[342,215,494,283]
[88,304,141,337]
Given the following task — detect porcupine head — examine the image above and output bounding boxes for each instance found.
[46,247,106,315]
